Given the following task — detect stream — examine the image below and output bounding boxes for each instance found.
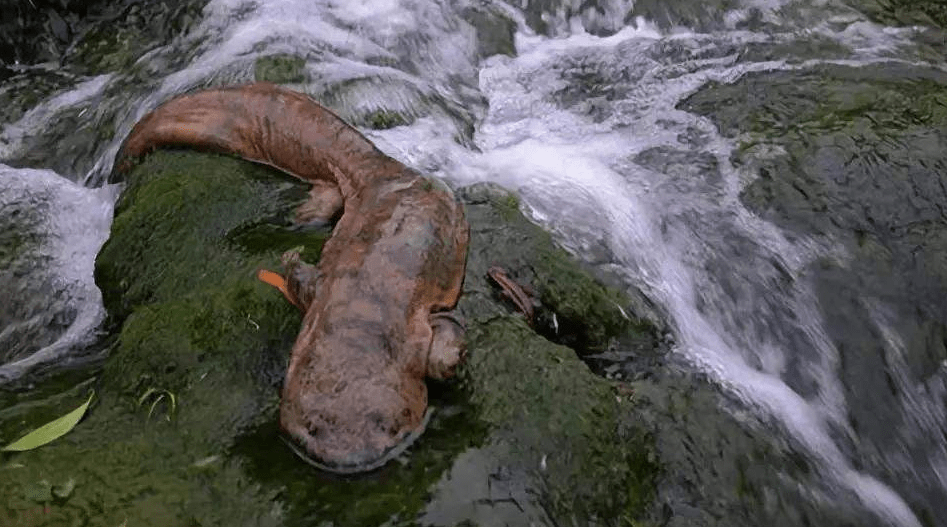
[2,0,947,525]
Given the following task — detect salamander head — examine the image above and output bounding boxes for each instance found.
[279,367,430,474]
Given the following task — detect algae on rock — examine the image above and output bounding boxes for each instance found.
[4,150,660,526]
[443,182,659,525]
[254,54,309,85]
[678,62,947,524]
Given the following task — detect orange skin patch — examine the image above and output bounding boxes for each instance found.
[256,269,304,311]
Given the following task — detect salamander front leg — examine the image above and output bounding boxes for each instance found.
[257,248,322,311]
[257,269,305,311]
[426,312,466,380]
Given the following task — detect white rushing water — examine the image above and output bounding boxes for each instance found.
[0,165,115,382]
[447,25,928,527]
[2,0,945,524]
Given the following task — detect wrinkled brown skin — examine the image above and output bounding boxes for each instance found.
[114,82,470,473]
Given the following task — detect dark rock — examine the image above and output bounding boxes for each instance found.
[626,0,742,32]
[460,5,517,59]
[679,61,947,524]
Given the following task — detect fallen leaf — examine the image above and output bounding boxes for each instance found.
[2,391,94,452]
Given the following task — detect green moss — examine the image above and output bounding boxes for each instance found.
[462,317,657,521]
[102,278,297,398]
[459,183,654,354]
[533,246,643,350]
[366,109,409,130]
[69,1,208,75]
[72,25,142,73]
[96,150,321,321]
[495,192,521,221]
[3,153,659,526]
[254,54,308,84]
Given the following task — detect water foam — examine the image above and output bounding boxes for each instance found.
[0,165,115,384]
[458,19,928,526]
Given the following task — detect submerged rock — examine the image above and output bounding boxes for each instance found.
[680,61,947,526]
[2,149,661,526]
[854,0,947,29]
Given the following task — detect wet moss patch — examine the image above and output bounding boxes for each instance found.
[4,151,661,526]
[95,150,322,322]
[366,109,409,130]
[461,316,657,522]
[254,54,308,84]
[458,183,659,355]
[679,62,947,520]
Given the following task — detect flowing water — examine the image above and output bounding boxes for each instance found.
[2,0,946,525]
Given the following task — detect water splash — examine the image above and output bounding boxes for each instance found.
[0,165,115,384]
[450,15,934,526]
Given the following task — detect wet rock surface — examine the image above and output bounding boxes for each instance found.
[0,0,211,183]
[3,150,663,526]
[0,0,207,73]
[680,61,947,526]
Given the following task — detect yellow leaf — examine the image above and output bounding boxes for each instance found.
[2,391,94,452]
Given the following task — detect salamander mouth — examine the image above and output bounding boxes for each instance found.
[280,407,434,475]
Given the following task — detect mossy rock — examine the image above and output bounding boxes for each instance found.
[254,54,309,84]
[95,151,328,323]
[67,0,208,75]
[459,316,656,523]
[366,109,409,130]
[2,150,660,526]
[458,182,659,355]
[678,62,947,522]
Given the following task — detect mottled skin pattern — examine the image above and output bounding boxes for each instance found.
[114,82,469,473]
